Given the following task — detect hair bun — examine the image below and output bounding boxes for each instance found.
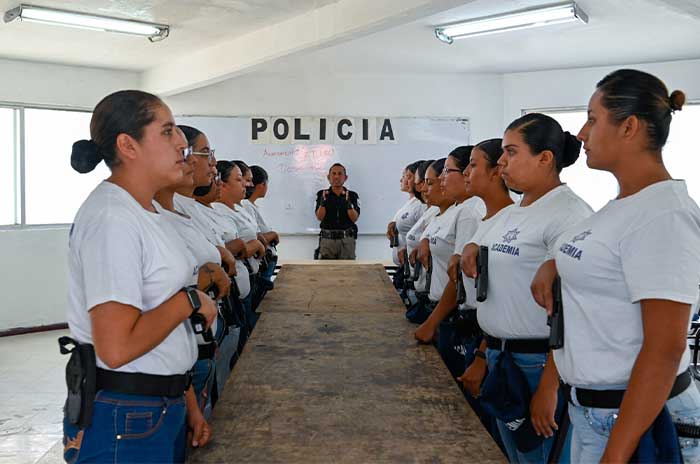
[560,131,581,169]
[71,139,102,174]
[669,90,686,112]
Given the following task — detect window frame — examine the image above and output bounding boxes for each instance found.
[0,101,92,230]
[519,100,700,210]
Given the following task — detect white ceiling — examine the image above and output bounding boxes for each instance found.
[263,0,700,75]
[0,0,340,70]
[0,0,699,90]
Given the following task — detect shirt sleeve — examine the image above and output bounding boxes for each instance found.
[351,191,360,215]
[315,190,323,211]
[454,208,482,254]
[468,220,489,247]
[621,210,700,304]
[79,214,144,312]
[543,200,592,259]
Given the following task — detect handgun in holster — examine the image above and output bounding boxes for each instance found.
[456,260,467,306]
[454,307,481,339]
[190,285,214,343]
[475,245,489,302]
[390,225,399,248]
[401,249,411,290]
[548,276,564,349]
[425,256,433,293]
[412,261,422,282]
[59,336,97,428]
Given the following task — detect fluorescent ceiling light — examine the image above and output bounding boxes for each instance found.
[3,4,169,42]
[435,2,588,44]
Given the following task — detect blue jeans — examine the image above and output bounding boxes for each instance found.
[213,324,240,407]
[486,349,570,464]
[242,291,257,330]
[569,382,700,463]
[261,254,277,283]
[437,319,467,378]
[192,357,215,419]
[63,390,186,463]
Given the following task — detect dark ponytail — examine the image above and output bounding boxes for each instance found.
[474,138,503,167]
[178,125,203,147]
[448,145,474,171]
[506,113,580,171]
[596,69,685,151]
[406,160,424,201]
[416,159,434,182]
[71,90,163,173]
[429,158,446,176]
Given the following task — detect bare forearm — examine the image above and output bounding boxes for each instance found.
[225,240,245,257]
[540,352,560,391]
[185,385,198,413]
[262,231,278,243]
[316,206,326,221]
[605,346,683,460]
[92,293,191,369]
[425,280,457,329]
[347,209,359,222]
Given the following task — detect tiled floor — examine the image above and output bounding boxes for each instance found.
[0,330,67,464]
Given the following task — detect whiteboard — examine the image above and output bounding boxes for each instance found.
[176,116,470,234]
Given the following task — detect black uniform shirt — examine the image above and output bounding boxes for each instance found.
[315,188,360,232]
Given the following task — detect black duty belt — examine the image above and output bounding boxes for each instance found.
[320,229,356,239]
[96,368,192,398]
[563,369,692,409]
[197,343,217,360]
[485,335,550,353]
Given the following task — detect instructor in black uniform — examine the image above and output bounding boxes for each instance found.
[315,163,360,259]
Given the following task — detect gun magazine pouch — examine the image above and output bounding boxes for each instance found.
[59,336,97,428]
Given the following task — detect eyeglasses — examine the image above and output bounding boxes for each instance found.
[192,148,216,162]
[181,146,193,160]
[442,167,463,175]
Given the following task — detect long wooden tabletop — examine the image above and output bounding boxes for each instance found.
[191,263,504,463]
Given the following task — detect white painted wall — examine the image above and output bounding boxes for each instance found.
[502,59,700,126]
[5,57,700,330]
[164,71,505,266]
[0,60,139,330]
[0,65,502,330]
[0,58,140,108]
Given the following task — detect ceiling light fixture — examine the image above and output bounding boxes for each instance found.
[434,1,588,44]
[3,4,169,42]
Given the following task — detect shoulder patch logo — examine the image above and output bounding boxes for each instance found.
[571,229,592,243]
[502,228,520,244]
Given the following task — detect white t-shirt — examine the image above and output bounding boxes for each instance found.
[474,185,592,339]
[154,201,221,344]
[392,197,428,265]
[67,182,198,375]
[173,194,250,298]
[242,199,271,233]
[424,198,485,302]
[243,199,278,258]
[173,193,225,244]
[554,180,700,387]
[458,205,509,309]
[406,206,440,291]
[154,202,222,284]
[212,202,261,274]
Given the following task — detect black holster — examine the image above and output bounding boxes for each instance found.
[454,307,482,339]
[59,336,97,428]
[548,276,564,349]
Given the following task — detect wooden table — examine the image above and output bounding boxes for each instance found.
[191,263,504,463]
